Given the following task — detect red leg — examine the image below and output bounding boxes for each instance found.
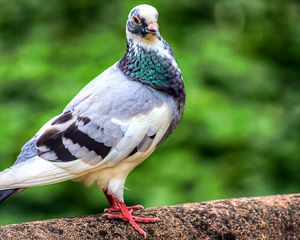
[103,191,144,213]
[104,192,119,212]
[103,191,159,239]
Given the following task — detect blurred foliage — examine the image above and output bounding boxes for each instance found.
[0,0,300,225]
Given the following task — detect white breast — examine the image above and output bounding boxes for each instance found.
[79,102,173,193]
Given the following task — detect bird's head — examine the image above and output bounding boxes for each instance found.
[126,4,160,43]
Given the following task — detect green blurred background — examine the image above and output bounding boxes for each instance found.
[0,0,299,225]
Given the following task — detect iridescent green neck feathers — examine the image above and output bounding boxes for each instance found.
[119,40,184,99]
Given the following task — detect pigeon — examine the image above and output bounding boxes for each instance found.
[0,4,185,238]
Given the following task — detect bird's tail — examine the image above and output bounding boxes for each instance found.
[0,189,19,203]
[0,156,90,190]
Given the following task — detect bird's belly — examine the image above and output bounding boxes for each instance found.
[78,146,156,189]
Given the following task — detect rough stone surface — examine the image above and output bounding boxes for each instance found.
[0,194,299,239]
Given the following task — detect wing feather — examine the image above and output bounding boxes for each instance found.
[0,65,177,189]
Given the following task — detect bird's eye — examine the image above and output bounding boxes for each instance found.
[132,16,141,25]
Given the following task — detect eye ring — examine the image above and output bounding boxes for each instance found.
[132,16,141,25]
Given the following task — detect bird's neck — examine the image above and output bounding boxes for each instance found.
[118,38,185,102]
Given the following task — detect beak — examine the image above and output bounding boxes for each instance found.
[147,22,159,33]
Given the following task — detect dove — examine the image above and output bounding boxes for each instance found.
[0,4,185,238]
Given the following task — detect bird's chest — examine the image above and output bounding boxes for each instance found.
[79,101,175,188]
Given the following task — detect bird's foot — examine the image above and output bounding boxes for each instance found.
[104,210,159,223]
[104,201,158,239]
[104,204,144,213]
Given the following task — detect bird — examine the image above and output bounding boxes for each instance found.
[0,4,185,238]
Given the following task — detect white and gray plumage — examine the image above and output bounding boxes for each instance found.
[0,4,185,238]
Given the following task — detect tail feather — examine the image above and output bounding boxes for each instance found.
[0,189,19,203]
[0,156,91,189]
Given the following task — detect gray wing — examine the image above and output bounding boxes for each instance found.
[36,65,173,167]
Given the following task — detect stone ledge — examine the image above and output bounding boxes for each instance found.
[0,194,299,239]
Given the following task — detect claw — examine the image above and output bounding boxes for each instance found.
[104,212,150,238]
[128,204,145,211]
[130,216,159,223]
[104,204,144,213]
[104,207,118,213]
[103,191,158,238]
